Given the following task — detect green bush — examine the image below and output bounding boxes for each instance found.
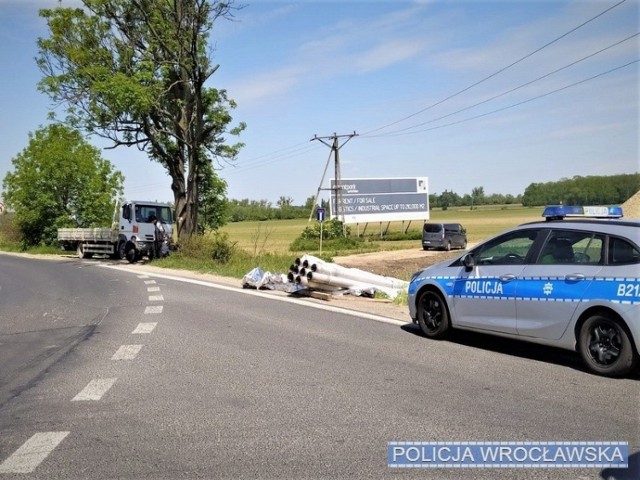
[211,231,236,264]
[175,231,237,264]
[376,230,422,241]
[0,213,22,247]
[299,219,351,240]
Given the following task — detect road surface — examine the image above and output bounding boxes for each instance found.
[0,254,638,479]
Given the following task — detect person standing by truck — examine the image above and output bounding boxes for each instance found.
[149,215,169,260]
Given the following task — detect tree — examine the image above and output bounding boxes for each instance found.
[438,190,460,210]
[2,124,124,246]
[36,0,245,239]
[197,161,228,231]
[471,186,485,210]
[276,196,293,208]
[303,196,315,209]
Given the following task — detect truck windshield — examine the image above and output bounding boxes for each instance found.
[135,205,173,224]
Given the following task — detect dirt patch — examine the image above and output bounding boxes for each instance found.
[333,247,468,280]
[622,191,640,219]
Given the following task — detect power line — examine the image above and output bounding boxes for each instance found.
[230,141,309,166]
[363,32,639,138]
[359,0,628,136]
[222,143,323,175]
[372,59,639,138]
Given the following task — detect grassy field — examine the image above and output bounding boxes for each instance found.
[222,205,542,254]
[0,205,544,281]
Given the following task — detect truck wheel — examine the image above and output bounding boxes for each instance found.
[125,241,137,263]
[117,240,126,260]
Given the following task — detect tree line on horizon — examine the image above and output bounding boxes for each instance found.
[521,174,639,207]
[217,173,639,225]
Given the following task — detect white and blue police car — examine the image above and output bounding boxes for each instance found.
[408,206,640,377]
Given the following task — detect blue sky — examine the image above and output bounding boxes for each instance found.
[0,0,638,206]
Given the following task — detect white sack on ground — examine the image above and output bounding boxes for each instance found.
[242,267,302,293]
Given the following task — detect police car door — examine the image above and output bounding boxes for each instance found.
[452,229,539,334]
[516,229,603,340]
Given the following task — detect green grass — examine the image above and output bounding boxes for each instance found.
[155,250,295,279]
[221,205,542,254]
[0,205,544,280]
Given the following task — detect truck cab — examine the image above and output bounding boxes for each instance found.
[119,201,174,260]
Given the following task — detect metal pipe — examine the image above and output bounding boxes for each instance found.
[310,262,408,289]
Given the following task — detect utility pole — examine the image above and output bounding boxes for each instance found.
[310,132,357,226]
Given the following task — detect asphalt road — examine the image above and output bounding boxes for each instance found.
[0,254,638,479]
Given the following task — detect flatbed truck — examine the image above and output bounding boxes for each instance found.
[57,200,173,261]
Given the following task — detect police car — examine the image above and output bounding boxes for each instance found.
[408,206,640,378]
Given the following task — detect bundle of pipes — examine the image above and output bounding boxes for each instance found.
[287,253,408,298]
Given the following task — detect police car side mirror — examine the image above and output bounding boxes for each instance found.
[462,253,475,271]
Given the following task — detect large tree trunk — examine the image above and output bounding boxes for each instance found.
[172,146,200,240]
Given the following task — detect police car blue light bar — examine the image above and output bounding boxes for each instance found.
[542,205,623,220]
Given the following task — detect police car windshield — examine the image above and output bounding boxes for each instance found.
[477,230,537,265]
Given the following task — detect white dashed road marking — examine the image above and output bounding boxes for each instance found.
[72,378,117,401]
[111,345,143,360]
[0,268,167,475]
[0,431,70,474]
[132,322,157,334]
[144,305,163,314]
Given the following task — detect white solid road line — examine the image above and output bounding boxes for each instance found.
[132,322,157,334]
[144,305,163,314]
[72,378,117,401]
[111,345,143,361]
[0,431,70,474]
[102,265,409,327]
[137,275,149,279]
[148,295,164,301]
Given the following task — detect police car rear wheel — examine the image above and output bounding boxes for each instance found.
[579,314,636,377]
[417,290,450,339]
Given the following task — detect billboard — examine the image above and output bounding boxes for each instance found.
[330,177,429,224]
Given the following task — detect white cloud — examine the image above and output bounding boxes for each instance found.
[230,2,437,106]
[231,66,305,105]
[354,39,427,73]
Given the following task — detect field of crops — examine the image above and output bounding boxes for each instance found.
[222,205,543,254]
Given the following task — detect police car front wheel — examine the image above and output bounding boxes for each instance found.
[578,314,637,378]
[417,290,450,339]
